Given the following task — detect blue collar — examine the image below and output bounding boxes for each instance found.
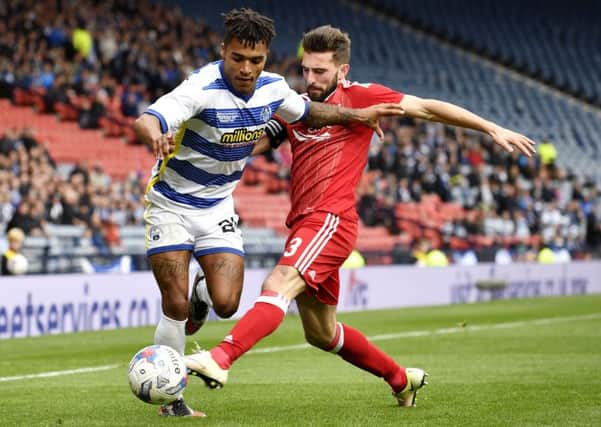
[218,60,254,102]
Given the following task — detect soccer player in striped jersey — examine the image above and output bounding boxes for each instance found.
[133,11,404,417]
[184,25,536,411]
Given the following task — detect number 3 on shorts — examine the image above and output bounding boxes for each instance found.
[284,237,303,257]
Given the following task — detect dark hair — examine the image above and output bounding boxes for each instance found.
[222,8,276,48]
[302,25,351,64]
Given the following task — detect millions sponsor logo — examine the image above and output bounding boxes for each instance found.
[220,128,264,144]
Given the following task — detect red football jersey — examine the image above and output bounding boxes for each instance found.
[285,80,403,227]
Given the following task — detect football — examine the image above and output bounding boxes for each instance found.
[7,254,28,275]
[127,345,188,405]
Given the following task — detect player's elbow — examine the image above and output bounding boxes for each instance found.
[402,95,435,121]
[132,115,147,136]
[132,114,158,146]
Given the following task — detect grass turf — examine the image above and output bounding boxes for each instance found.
[1,294,600,426]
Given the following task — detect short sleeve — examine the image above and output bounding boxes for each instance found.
[144,72,208,133]
[345,82,404,108]
[275,83,309,124]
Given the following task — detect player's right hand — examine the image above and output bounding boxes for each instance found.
[357,102,405,140]
[489,125,537,157]
[153,132,175,160]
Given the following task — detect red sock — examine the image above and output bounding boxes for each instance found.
[211,291,289,369]
[326,323,407,393]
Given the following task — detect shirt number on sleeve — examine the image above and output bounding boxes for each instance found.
[283,237,303,257]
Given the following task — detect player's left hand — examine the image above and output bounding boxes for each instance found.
[357,103,405,140]
[489,126,537,157]
[153,132,176,160]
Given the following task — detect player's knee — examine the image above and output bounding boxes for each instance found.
[304,330,331,350]
[212,301,239,319]
[261,265,305,300]
[162,294,189,319]
[262,274,282,292]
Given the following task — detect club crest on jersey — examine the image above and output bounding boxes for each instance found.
[221,128,264,144]
[261,105,272,122]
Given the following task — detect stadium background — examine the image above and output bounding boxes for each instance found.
[1,1,601,425]
[1,0,600,272]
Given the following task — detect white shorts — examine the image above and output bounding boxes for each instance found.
[144,196,244,258]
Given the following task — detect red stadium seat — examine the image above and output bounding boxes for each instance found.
[0,99,154,181]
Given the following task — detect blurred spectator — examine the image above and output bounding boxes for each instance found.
[455,249,478,266]
[494,245,513,265]
[89,213,109,254]
[425,248,450,267]
[412,238,430,266]
[78,89,107,129]
[537,246,556,264]
[537,140,557,166]
[6,202,44,235]
[90,163,111,188]
[103,219,122,250]
[1,227,28,275]
[342,249,366,269]
[72,20,94,60]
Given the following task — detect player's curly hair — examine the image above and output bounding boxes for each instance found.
[302,25,351,65]
[222,8,276,48]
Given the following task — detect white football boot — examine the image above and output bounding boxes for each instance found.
[184,350,228,389]
[393,368,428,407]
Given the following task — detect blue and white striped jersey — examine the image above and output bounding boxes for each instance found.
[144,60,308,210]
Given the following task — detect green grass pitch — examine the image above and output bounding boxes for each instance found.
[1,294,600,426]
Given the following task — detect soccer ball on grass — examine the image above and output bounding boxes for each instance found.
[127,345,188,405]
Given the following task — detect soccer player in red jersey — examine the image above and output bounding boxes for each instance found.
[185,25,536,408]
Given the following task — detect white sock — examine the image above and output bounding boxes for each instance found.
[154,313,186,355]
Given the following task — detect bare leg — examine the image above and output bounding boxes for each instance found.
[149,250,191,355]
[296,292,407,393]
[295,292,338,348]
[150,250,192,320]
[197,252,244,318]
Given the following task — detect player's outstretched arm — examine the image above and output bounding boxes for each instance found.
[133,114,175,160]
[400,95,536,157]
[305,102,405,139]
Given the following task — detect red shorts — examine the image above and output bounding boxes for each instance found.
[278,211,357,305]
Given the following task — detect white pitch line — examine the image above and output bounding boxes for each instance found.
[0,364,120,383]
[249,312,601,354]
[2,312,600,381]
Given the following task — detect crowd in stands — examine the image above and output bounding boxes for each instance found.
[1,0,600,267]
[359,117,601,262]
[0,126,145,254]
[0,0,303,137]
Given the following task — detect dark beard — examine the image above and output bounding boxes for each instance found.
[308,74,339,102]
